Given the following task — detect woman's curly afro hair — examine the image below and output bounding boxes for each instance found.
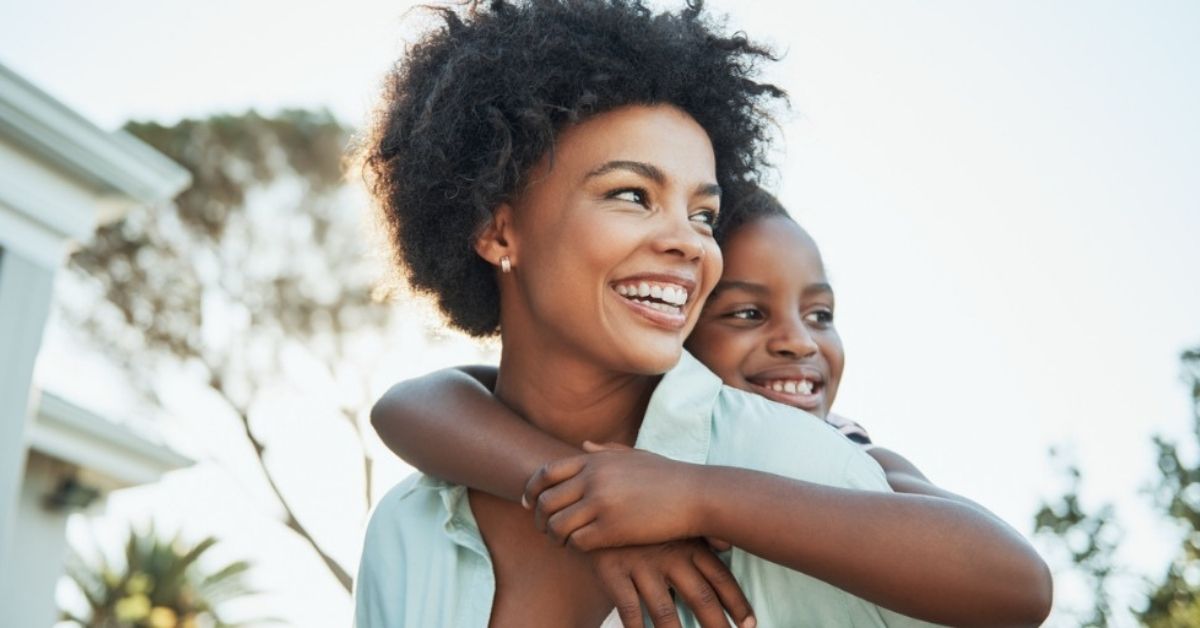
[365,0,786,337]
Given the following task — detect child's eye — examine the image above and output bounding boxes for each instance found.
[609,188,648,205]
[727,307,764,321]
[804,309,834,326]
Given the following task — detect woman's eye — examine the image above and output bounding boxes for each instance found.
[727,307,764,321]
[609,188,648,205]
[690,209,718,227]
[804,309,834,326]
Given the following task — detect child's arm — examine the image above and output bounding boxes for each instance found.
[827,414,995,511]
[370,366,576,501]
[370,368,755,628]
[867,446,996,511]
[525,446,1053,628]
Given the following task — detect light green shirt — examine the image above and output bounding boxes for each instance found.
[355,351,942,627]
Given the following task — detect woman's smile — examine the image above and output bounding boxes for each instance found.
[610,273,697,330]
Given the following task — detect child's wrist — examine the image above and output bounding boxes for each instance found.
[684,464,721,538]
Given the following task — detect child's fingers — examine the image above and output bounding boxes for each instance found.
[597,573,644,628]
[522,456,587,509]
[531,479,587,533]
[544,500,597,547]
[561,519,606,552]
[704,536,732,552]
[632,572,683,628]
[583,440,634,452]
[692,550,755,628]
[667,565,731,628]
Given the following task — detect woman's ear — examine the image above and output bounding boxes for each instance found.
[474,203,517,270]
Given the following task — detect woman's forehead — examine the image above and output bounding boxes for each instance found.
[547,105,717,181]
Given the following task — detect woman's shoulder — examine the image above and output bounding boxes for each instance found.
[362,473,460,554]
[356,475,483,628]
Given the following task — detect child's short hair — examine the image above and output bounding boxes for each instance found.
[363,0,785,337]
[716,184,793,244]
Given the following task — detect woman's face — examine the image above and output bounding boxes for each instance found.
[686,216,845,418]
[502,104,723,375]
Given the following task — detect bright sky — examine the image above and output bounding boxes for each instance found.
[4,1,1200,626]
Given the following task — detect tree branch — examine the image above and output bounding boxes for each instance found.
[209,370,353,592]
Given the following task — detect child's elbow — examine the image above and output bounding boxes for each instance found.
[369,384,407,435]
[1014,556,1054,626]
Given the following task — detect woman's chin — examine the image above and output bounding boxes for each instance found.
[612,342,683,376]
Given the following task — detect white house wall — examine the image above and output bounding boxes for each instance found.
[0,248,56,585]
[0,452,72,628]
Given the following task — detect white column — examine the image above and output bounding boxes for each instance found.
[0,248,56,612]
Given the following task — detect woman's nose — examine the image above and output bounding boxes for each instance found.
[766,316,819,359]
[651,207,707,262]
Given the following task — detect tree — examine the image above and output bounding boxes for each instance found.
[64,110,403,593]
[1036,346,1200,625]
[1033,455,1122,626]
[61,525,265,628]
[1139,347,1200,626]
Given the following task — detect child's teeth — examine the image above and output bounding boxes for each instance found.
[650,285,663,299]
[784,381,798,394]
[799,380,813,395]
[638,282,651,297]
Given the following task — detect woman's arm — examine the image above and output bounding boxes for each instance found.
[526,448,1053,627]
[370,366,577,502]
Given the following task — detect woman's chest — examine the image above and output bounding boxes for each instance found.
[470,490,613,628]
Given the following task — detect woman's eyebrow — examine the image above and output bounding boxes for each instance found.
[585,161,720,198]
[585,160,664,183]
[694,182,722,199]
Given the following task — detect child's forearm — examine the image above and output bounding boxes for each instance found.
[694,466,1053,627]
[371,367,579,503]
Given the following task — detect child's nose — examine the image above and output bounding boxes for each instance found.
[766,316,819,359]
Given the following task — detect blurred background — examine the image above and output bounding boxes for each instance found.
[0,1,1196,626]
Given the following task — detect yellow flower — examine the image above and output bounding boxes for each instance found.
[114,593,151,621]
[148,606,178,628]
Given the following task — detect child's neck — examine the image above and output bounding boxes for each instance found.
[493,343,655,448]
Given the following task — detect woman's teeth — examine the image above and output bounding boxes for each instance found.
[614,282,689,306]
[765,379,816,395]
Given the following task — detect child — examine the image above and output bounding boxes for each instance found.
[371,188,1051,626]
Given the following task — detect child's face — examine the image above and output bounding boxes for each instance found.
[686,216,844,419]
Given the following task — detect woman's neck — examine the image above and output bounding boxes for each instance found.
[493,343,656,448]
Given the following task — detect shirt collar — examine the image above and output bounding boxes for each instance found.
[634,350,722,465]
[428,350,722,552]
[419,475,490,558]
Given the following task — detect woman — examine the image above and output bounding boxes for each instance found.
[355,1,1041,626]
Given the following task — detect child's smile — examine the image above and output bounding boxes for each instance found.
[745,366,827,413]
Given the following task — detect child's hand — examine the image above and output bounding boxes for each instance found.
[522,442,706,550]
[588,540,755,628]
